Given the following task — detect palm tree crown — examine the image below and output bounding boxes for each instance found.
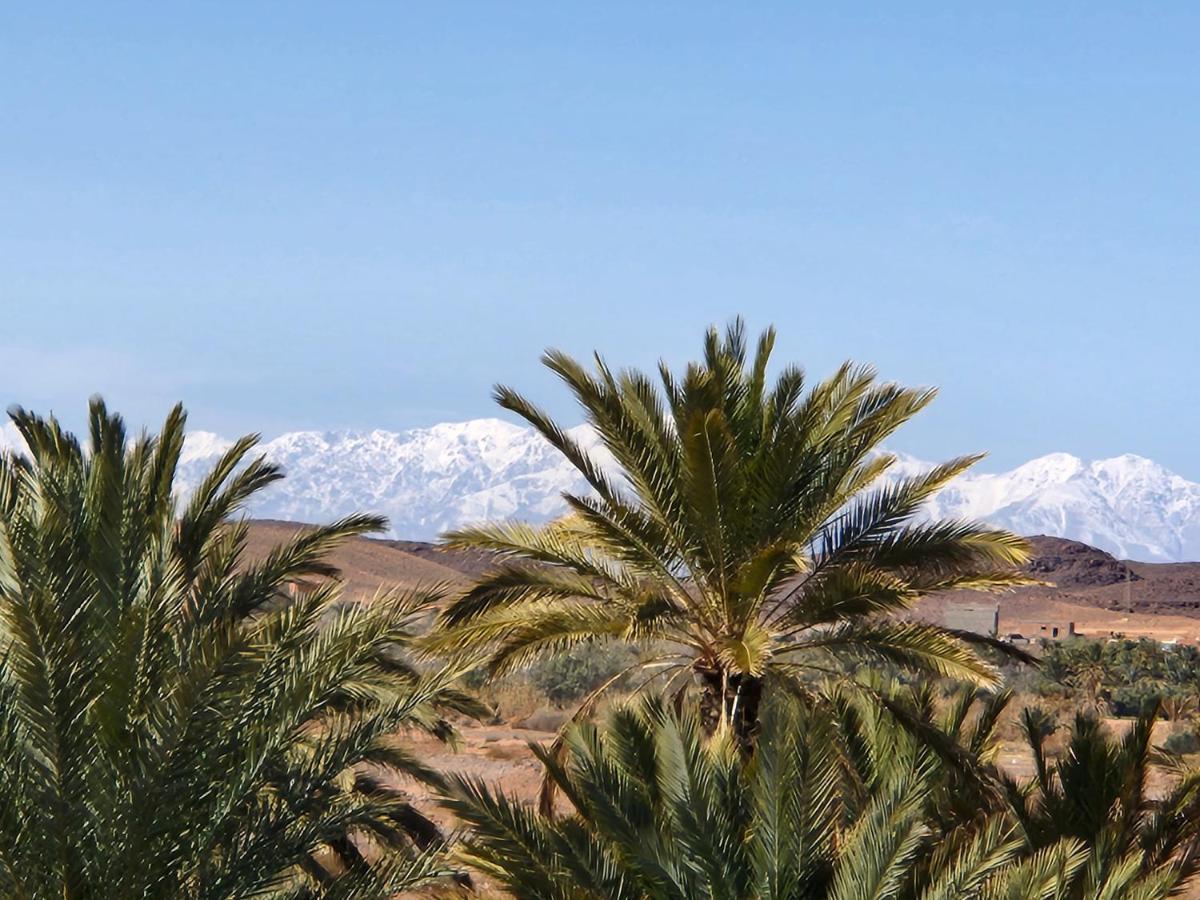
[437,320,1032,743]
[0,399,482,898]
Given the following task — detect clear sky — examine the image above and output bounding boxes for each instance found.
[3,4,1199,475]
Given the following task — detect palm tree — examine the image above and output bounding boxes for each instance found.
[443,693,1092,900]
[1063,641,1112,717]
[435,319,1032,747]
[0,399,484,898]
[1005,702,1200,897]
[1159,691,1197,722]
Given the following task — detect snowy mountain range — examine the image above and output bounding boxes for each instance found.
[4,418,1200,562]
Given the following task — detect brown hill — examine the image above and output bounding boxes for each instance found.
[245,521,1200,642]
[1016,535,1200,615]
[244,520,471,599]
[375,538,499,579]
[1023,536,1140,589]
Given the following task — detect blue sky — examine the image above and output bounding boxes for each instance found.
[3,4,1199,475]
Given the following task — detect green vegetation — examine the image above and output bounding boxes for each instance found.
[528,641,640,706]
[445,688,1200,899]
[435,319,1033,748]
[1006,702,1200,890]
[1036,637,1200,717]
[0,401,483,897]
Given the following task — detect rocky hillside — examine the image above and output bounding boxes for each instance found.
[1023,536,1140,589]
[1010,535,1200,616]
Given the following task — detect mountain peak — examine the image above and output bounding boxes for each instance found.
[1014,452,1085,479]
[0,422,25,454]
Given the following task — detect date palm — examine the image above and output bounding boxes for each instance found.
[0,399,483,898]
[831,680,1200,897]
[436,319,1032,747]
[1063,641,1112,717]
[443,693,1092,900]
[1005,703,1200,897]
[826,676,1016,844]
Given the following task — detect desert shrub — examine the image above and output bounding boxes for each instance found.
[528,641,640,706]
[478,676,545,723]
[1162,727,1200,755]
[1110,680,1169,717]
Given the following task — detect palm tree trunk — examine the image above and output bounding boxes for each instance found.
[697,668,763,752]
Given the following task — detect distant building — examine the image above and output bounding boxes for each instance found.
[1035,622,1077,641]
[941,604,1000,638]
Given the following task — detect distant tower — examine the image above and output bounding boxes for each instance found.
[1125,564,1133,612]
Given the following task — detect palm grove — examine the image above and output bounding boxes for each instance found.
[1,322,1197,898]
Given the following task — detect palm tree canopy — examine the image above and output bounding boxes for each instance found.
[0,399,483,898]
[1006,702,1200,895]
[435,319,1033,737]
[444,692,1097,900]
[446,685,1200,900]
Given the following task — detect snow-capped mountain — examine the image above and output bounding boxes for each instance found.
[175,419,612,541]
[918,451,1200,563]
[6,418,1200,562]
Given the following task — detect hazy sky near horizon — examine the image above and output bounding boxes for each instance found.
[3,4,1199,476]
